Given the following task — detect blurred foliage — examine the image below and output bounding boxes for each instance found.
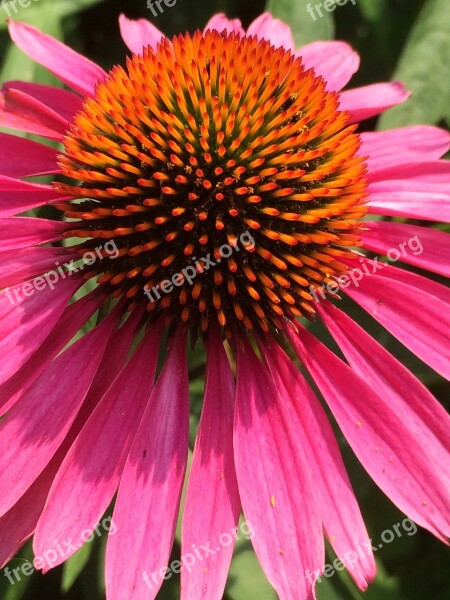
[0,0,449,598]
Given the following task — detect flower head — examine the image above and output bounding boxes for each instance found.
[0,11,449,600]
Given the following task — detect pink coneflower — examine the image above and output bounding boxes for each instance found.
[0,10,449,600]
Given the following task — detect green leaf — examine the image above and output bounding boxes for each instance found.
[61,542,94,593]
[378,0,450,129]
[266,0,335,45]
[0,545,33,600]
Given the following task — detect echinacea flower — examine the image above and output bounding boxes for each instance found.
[0,10,449,600]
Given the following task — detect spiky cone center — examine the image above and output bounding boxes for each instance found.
[55,29,368,337]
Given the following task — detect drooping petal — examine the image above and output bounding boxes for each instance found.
[204,13,245,36]
[234,338,324,600]
[2,81,83,121]
[0,290,101,415]
[0,88,66,140]
[8,20,106,97]
[181,326,240,600]
[339,82,409,123]
[343,258,450,380]
[361,221,450,278]
[0,247,76,289]
[367,180,450,221]
[0,276,81,386]
[247,12,295,50]
[318,301,450,492]
[106,328,189,600]
[0,313,116,518]
[259,339,376,590]
[360,126,450,169]
[118,14,165,55]
[285,322,450,541]
[297,41,359,92]
[34,320,163,570]
[0,134,59,177]
[0,217,67,251]
[368,161,450,184]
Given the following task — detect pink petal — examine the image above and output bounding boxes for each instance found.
[0,247,76,289]
[0,314,116,518]
[297,41,359,92]
[234,338,324,600]
[343,258,450,380]
[0,217,67,251]
[340,82,410,123]
[318,301,450,494]
[285,323,450,541]
[106,329,189,600]
[361,221,450,278]
[247,12,294,50]
[0,291,101,415]
[0,175,67,217]
[367,180,450,222]
[8,20,106,97]
[0,133,58,177]
[181,326,241,600]
[361,126,450,169]
[2,81,83,121]
[0,87,66,140]
[118,14,165,55]
[0,276,81,386]
[259,339,376,590]
[34,320,163,570]
[204,13,245,36]
[368,160,450,184]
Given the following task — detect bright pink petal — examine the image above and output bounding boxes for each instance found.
[34,321,163,570]
[118,14,165,55]
[0,87,66,140]
[297,41,359,92]
[361,126,450,169]
[0,134,58,177]
[181,327,240,600]
[0,175,67,217]
[259,339,376,590]
[0,217,67,251]
[367,180,450,222]
[285,323,450,542]
[343,258,450,380]
[234,338,324,600]
[0,276,81,386]
[0,247,75,289]
[0,314,116,518]
[8,20,106,97]
[204,13,245,36]
[319,301,450,493]
[361,221,450,278]
[339,82,409,123]
[106,329,189,600]
[0,291,101,415]
[369,161,450,184]
[247,12,294,50]
[2,81,83,121]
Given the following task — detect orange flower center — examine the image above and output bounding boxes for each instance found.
[55,30,367,336]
